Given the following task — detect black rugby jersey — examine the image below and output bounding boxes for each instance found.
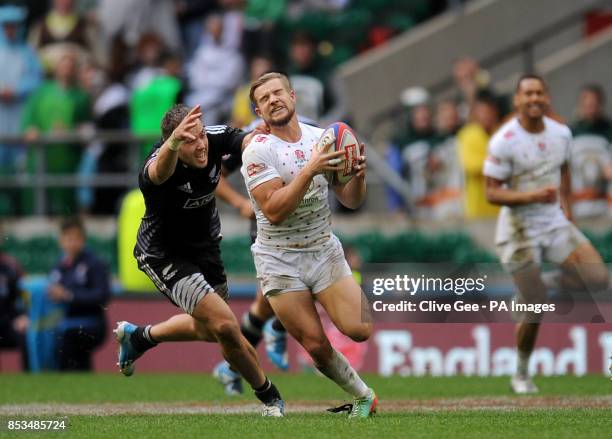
[135,125,246,257]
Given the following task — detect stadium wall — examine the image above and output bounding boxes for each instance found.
[3,298,610,376]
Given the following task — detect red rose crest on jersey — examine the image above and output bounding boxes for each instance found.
[255,135,267,143]
[295,149,306,162]
[247,162,266,177]
[504,130,515,140]
[538,142,546,151]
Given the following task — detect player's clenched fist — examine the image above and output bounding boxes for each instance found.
[305,145,346,177]
[167,105,202,151]
[352,142,367,179]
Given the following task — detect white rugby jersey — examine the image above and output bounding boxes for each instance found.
[241,122,332,250]
[483,116,572,244]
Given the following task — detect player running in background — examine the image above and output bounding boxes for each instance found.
[212,158,288,396]
[114,104,284,416]
[240,72,377,418]
[483,74,609,394]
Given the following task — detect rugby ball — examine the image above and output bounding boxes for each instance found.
[315,122,361,184]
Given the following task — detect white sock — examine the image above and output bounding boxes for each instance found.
[316,350,370,398]
[517,350,530,377]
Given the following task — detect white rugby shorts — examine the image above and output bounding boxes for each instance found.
[496,223,588,273]
[252,235,352,296]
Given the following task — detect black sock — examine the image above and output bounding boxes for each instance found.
[254,377,282,404]
[130,325,157,352]
[241,312,265,347]
[271,318,285,332]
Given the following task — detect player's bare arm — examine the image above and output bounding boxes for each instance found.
[216,175,255,219]
[250,146,345,225]
[333,143,367,209]
[559,162,573,222]
[485,176,557,206]
[149,105,202,185]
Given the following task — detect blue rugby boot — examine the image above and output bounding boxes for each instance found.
[263,320,289,371]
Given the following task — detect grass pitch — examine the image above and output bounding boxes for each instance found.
[1,374,611,438]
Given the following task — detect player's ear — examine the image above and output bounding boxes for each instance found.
[254,105,262,117]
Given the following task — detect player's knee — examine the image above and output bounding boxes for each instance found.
[345,322,372,343]
[212,320,242,348]
[302,337,332,365]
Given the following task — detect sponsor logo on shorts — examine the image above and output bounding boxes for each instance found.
[247,162,267,177]
[183,193,215,209]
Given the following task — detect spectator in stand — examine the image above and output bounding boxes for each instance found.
[386,103,436,215]
[456,92,500,219]
[242,0,285,60]
[0,5,43,216]
[96,0,181,55]
[186,12,244,125]
[77,48,131,215]
[21,50,91,215]
[127,33,166,91]
[174,0,218,59]
[572,84,612,140]
[48,217,110,371]
[434,99,462,142]
[569,84,612,219]
[452,56,492,121]
[286,31,331,122]
[422,99,463,220]
[231,55,274,128]
[219,0,247,50]
[131,50,185,162]
[28,0,98,72]
[0,223,29,370]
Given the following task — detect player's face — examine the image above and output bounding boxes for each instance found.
[178,119,209,168]
[514,78,549,121]
[254,78,296,127]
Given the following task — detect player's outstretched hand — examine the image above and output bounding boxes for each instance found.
[353,142,367,179]
[306,143,345,176]
[529,185,557,203]
[242,121,270,149]
[168,105,202,151]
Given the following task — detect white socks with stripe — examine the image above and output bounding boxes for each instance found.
[316,350,369,398]
[517,350,530,377]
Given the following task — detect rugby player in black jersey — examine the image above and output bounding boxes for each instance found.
[113,104,284,417]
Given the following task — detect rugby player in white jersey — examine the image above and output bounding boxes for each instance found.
[483,74,609,394]
[240,72,377,418]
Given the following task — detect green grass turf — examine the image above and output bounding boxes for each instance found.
[0,373,610,403]
[1,374,611,438]
[1,411,611,439]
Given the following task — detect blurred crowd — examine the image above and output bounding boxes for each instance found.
[0,0,443,217]
[385,56,612,222]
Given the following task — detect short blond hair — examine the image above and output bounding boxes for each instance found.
[249,72,292,105]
